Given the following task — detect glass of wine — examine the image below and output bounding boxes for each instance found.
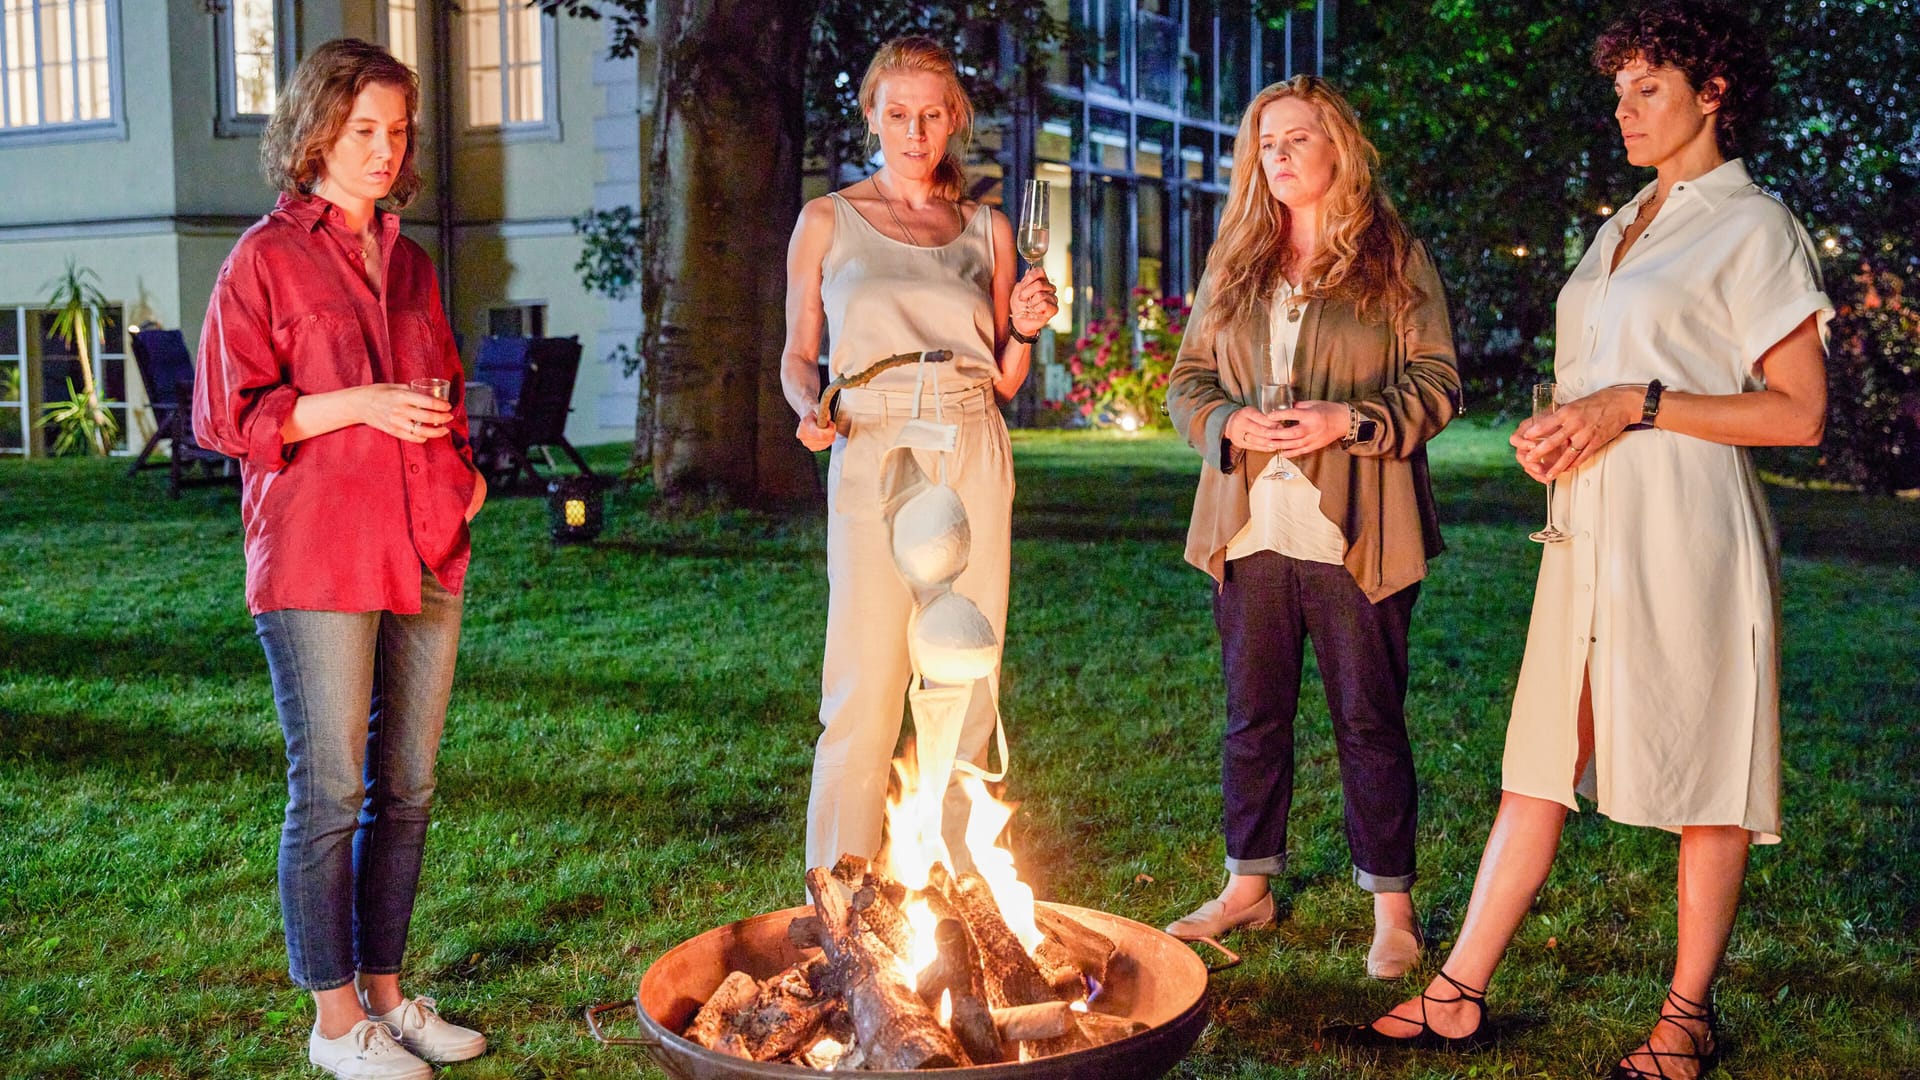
[1017,179,1050,267]
[1528,381,1571,543]
[1259,378,1298,480]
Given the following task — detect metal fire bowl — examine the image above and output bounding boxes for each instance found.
[587,902,1230,1080]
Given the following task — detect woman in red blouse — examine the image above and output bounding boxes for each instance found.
[193,39,486,1080]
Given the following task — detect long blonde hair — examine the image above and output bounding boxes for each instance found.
[1200,76,1420,337]
[261,38,421,208]
[857,36,975,202]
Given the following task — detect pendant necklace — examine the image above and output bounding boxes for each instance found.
[874,174,923,247]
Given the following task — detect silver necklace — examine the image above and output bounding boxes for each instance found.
[873,174,924,247]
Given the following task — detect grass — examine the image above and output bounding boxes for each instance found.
[1,423,1916,1079]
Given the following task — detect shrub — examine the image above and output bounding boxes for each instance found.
[1046,289,1189,431]
[1813,263,1920,494]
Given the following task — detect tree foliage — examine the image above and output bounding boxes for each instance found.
[1338,0,1920,375]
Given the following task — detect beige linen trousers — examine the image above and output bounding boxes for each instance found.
[805,381,1014,871]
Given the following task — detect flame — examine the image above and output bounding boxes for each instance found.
[938,988,953,1027]
[880,741,1045,978]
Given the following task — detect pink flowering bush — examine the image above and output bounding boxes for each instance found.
[1043,288,1190,431]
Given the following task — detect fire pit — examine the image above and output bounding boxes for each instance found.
[587,900,1231,1079]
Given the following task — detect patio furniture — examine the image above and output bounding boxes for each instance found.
[127,328,235,498]
[469,335,596,491]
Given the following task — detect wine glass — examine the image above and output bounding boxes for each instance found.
[1259,378,1298,480]
[1528,381,1571,543]
[1017,179,1050,267]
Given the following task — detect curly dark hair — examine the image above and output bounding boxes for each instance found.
[1592,0,1774,154]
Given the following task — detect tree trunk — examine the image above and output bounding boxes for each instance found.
[639,0,821,505]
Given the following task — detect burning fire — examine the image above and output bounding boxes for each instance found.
[881,745,1043,981]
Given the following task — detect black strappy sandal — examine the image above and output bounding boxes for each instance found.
[1608,988,1720,1079]
[1324,968,1492,1051]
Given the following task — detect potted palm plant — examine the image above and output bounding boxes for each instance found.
[37,258,120,456]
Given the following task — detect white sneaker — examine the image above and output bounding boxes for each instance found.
[368,996,487,1064]
[308,1019,431,1080]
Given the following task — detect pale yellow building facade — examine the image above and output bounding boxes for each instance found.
[0,0,642,456]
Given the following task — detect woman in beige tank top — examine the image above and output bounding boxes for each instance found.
[778,37,1057,874]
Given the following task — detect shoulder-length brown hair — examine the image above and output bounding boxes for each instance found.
[1200,76,1421,338]
[858,36,976,203]
[261,38,422,208]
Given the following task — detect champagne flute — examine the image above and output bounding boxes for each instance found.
[1259,378,1298,480]
[1017,179,1050,267]
[1528,381,1571,543]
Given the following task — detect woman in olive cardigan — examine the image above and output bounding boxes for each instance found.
[1163,75,1461,980]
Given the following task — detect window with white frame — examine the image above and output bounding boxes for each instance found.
[383,0,418,72]
[463,0,554,132]
[0,0,123,143]
[213,0,292,136]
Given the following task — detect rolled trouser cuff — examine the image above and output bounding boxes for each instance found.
[1224,853,1287,876]
[1353,866,1415,893]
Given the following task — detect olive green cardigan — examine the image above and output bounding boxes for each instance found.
[1166,244,1462,602]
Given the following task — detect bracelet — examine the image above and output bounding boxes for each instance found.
[1007,321,1039,345]
[1345,404,1362,444]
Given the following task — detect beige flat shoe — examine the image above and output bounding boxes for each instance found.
[1165,891,1276,940]
[1365,924,1422,979]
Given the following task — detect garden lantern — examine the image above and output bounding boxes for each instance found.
[546,476,604,544]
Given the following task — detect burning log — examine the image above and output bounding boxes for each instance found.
[949,991,1004,1065]
[732,955,836,1061]
[1075,1010,1149,1048]
[990,1001,1072,1042]
[1035,903,1117,987]
[1032,935,1089,1001]
[805,866,965,1070]
[684,970,757,1049]
[947,870,1056,1009]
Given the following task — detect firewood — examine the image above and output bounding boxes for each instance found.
[805,866,966,1070]
[851,877,915,960]
[786,914,826,951]
[949,990,1004,1065]
[862,865,911,909]
[713,1031,752,1059]
[830,853,870,889]
[683,969,757,1048]
[1075,1010,1148,1048]
[990,1001,1071,1041]
[914,918,976,1006]
[948,870,1056,1009]
[735,955,835,1061]
[1034,904,1116,987]
[1032,935,1088,1001]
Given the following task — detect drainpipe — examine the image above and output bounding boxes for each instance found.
[433,3,455,329]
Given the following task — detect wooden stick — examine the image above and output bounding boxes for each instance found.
[805,865,965,1070]
[816,350,955,430]
[990,1001,1072,1042]
[682,969,756,1049]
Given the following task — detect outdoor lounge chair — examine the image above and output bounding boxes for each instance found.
[127,328,235,498]
[469,335,596,491]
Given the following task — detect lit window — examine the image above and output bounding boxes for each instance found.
[465,0,550,130]
[0,0,119,138]
[230,0,274,114]
[214,0,291,136]
[385,0,418,72]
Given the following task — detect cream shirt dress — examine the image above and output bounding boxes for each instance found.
[1501,159,1832,844]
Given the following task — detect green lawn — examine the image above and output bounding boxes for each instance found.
[2,424,1915,1079]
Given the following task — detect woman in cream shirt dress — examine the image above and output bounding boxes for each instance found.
[1344,4,1831,1078]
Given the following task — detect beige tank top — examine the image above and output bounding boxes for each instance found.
[822,190,999,392]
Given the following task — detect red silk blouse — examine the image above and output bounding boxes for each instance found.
[193,193,477,615]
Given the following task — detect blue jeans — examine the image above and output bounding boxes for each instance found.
[1214,551,1420,893]
[255,573,463,991]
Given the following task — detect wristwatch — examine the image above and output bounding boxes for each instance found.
[1007,321,1039,345]
[1639,379,1665,427]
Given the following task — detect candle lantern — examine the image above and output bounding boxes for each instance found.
[546,476,605,544]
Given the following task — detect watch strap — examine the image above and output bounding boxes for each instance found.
[1007,321,1039,345]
